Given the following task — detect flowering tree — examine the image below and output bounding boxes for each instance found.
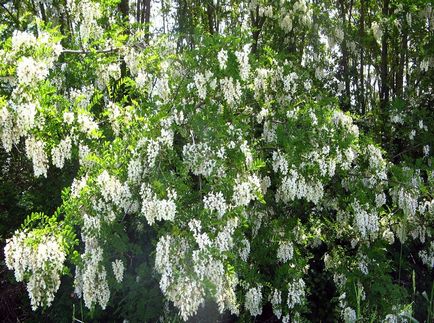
[0,0,433,322]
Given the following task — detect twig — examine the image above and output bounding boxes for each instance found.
[0,3,20,26]
[61,48,119,55]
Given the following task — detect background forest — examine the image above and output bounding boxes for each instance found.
[0,0,433,322]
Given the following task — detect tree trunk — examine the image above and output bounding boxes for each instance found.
[380,0,389,111]
[359,0,366,114]
[396,25,407,98]
[339,0,351,111]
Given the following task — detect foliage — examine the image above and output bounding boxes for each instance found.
[0,0,433,322]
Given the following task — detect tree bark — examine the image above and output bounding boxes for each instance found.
[380,0,389,111]
[359,0,366,114]
[339,0,351,111]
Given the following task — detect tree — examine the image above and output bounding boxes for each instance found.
[0,0,433,322]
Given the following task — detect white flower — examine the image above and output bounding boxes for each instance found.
[423,145,430,157]
[217,49,228,70]
[183,142,218,177]
[203,192,227,218]
[245,286,262,316]
[280,14,293,33]
[16,57,49,85]
[140,184,177,225]
[270,289,282,319]
[11,30,37,50]
[51,136,72,169]
[112,259,125,283]
[63,111,74,125]
[194,72,208,100]
[232,174,261,207]
[220,77,242,106]
[235,44,251,81]
[352,201,379,239]
[25,136,48,177]
[343,307,357,322]
[287,278,305,309]
[277,241,294,263]
[375,192,386,207]
[4,232,66,310]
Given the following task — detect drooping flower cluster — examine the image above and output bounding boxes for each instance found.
[112,259,125,283]
[203,191,228,218]
[244,286,263,316]
[287,278,306,309]
[140,184,177,225]
[4,231,66,310]
[277,241,294,263]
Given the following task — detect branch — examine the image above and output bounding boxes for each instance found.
[0,3,20,26]
[61,48,119,54]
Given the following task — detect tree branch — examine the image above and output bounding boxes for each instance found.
[61,48,119,54]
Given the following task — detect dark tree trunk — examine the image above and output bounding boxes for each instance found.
[359,0,366,114]
[380,0,389,110]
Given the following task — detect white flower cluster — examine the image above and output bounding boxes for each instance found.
[272,150,289,175]
[77,113,99,136]
[332,110,359,137]
[15,102,37,133]
[239,237,251,261]
[0,105,15,152]
[128,134,174,183]
[383,314,399,323]
[358,255,369,275]
[68,0,103,45]
[188,219,212,250]
[240,140,253,167]
[287,278,306,309]
[155,235,238,321]
[419,241,434,268]
[277,241,294,263]
[217,49,228,70]
[183,142,222,177]
[96,171,133,213]
[271,289,282,319]
[71,175,88,198]
[51,136,72,169]
[11,30,37,50]
[75,243,110,310]
[5,232,66,310]
[193,71,213,100]
[282,72,299,97]
[232,174,262,207]
[280,13,293,33]
[12,29,61,85]
[371,22,383,44]
[16,57,49,85]
[220,77,242,106]
[215,217,239,252]
[140,184,177,225]
[96,63,121,89]
[352,201,379,240]
[391,187,418,218]
[235,44,251,81]
[203,191,228,218]
[168,274,205,321]
[25,136,48,177]
[63,111,74,125]
[343,306,357,322]
[112,259,125,283]
[375,192,387,207]
[245,286,262,316]
[276,169,324,205]
[253,68,270,99]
